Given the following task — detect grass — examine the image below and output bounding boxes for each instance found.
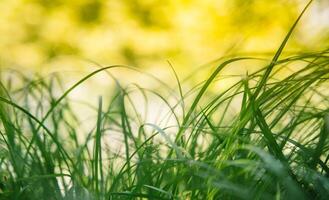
[1,1,329,199]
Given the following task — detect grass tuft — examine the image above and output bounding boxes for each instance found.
[1,1,329,199]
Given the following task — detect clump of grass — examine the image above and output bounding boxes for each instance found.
[1,1,329,199]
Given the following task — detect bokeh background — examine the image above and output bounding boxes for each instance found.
[0,0,328,75]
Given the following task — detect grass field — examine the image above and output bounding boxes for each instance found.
[1,1,329,199]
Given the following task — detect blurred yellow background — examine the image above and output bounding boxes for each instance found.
[0,0,328,74]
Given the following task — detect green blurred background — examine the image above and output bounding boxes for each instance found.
[0,0,328,74]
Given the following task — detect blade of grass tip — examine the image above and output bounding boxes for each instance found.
[138,88,180,128]
[253,0,314,98]
[3,66,122,180]
[129,84,149,126]
[35,65,123,139]
[94,96,103,199]
[177,57,252,141]
[168,60,185,119]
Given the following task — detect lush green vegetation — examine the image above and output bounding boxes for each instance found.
[1,1,329,199]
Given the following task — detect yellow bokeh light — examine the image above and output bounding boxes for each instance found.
[0,0,327,74]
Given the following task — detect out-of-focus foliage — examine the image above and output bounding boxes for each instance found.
[0,0,328,73]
